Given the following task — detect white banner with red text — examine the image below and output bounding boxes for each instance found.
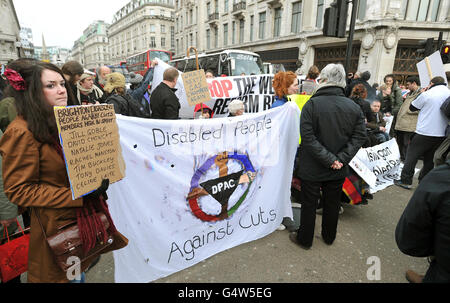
[151,59,307,119]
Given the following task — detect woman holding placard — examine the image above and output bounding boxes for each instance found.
[0,60,127,283]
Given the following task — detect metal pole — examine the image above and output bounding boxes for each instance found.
[344,0,359,74]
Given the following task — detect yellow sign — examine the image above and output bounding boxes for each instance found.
[287,94,312,144]
[54,104,125,199]
[181,69,212,106]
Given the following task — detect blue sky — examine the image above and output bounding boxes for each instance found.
[13,0,131,48]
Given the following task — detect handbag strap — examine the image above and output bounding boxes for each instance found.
[3,225,9,242]
[15,218,25,235]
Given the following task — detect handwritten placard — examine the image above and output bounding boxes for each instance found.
[181,69,212,106]
[54,104,125,199]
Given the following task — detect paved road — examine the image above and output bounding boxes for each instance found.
[85,168,428,283]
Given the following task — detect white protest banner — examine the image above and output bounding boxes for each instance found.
[349,139,401,193]
[107,102,300,282]
[152,59,304,119]
[417,50,448,88]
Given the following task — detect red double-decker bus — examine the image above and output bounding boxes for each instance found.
[126,49,172,75]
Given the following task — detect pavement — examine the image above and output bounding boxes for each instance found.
[85,165,428,283]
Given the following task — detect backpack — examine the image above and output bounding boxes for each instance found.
[106,94,150,118]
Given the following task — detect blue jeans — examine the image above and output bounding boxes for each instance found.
[68,272,86,283]
[374,132,389,143]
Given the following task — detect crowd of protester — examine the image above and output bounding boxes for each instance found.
[0,57,449,283]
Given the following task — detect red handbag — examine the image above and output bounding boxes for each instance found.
[0,220,30,282]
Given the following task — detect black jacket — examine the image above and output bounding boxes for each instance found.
[295,86,367,181]
[351,96,372,122]
[395,160,450,282]
[150,82,180,119]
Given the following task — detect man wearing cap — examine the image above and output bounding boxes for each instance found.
[104,72,149,118]
[150,67,180,119]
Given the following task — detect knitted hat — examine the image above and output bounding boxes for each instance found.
[228,99,244,114]
[104,72,126,93]
[79,69,96,82]
[129,72,143,84]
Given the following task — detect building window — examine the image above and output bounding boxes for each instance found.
[404,0,432,21]
[161,37,166,48]
[430,0,441,21]
[224,23,228,46]
[150,24,156,33]
[161,25,166,33]
[357,0,367,20]
[225,0,229,12]
[291,1,302,33]
[207,2,211,17]
[417,0,430,21]
[239,19,245,43]
[274,8,282,37]
[206,29,210,49]
[250,15,254,42]
[150,37,156,48]
[259,12,266,40]
[316,0,324,28]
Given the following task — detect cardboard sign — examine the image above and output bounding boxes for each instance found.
[417,51,448,88]
[181,69,212,106]
[54,104,125,199]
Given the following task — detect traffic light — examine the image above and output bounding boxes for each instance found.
[323,6,338,37]
[336,0,349,38]
[323,0,349,38]
[417,38,434,60]
[441,45,450,64]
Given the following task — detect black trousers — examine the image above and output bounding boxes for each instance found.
[396,130,414,161]
[297,178,345,247]
[401,134,445,185]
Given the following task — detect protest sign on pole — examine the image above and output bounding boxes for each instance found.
[181,69,211,106]
[417,50,448,87]
[54,104,125,199]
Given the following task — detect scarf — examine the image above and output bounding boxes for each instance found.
[76,82,104,104]
[52,138,117,254]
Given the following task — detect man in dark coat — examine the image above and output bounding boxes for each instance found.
[290,63,367,249]
[150,67,180,119]
[395,159,450,283]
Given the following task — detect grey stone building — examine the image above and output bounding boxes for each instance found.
[0,0,23,64]
[71,20,110,70]
[174,0,450,84]
[108,0,176,65]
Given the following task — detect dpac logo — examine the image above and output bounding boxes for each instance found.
[187,151,256,222]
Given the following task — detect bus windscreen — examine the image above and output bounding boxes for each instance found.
[230,53,264,76]
[150,51,171,63]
